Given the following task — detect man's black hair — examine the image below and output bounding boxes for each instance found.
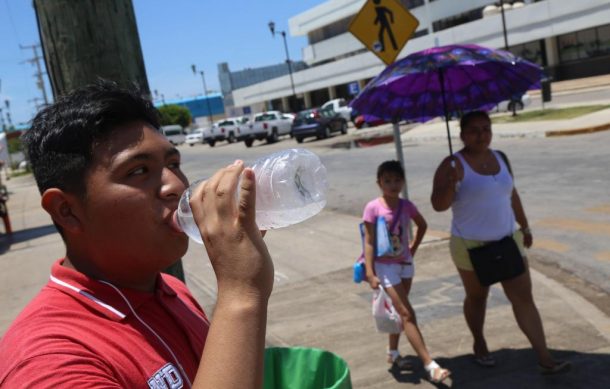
[377,160,405,180]
[23,80,160,196]
[459,110,490,131]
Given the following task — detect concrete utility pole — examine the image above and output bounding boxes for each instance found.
[33,0,150,97]
[20,44,50,105]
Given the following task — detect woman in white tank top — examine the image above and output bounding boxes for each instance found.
[430,111,570,374]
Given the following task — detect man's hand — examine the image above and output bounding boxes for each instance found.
[189,160,274,300]
[190,161,274,388]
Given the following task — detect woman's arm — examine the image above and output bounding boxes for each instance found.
[409,211,427,257]
[431,156,462,212]
[511,187,533,248]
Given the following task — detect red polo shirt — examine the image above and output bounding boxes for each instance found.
[0,259,209,388]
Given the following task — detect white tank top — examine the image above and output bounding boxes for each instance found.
[451,150,516,240]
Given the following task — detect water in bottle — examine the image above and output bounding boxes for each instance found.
[173,148,328,244]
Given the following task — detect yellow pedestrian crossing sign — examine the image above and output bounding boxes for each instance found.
[349,0,420,65]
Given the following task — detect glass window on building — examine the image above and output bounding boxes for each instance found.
[598,24,610,55]
[577,28,598,59]
[399,0,424,9]
[558,32,579,62]
[432,8,482,32]
[308,16,352,44]
[558,24,610,62]
[509,40,544,65]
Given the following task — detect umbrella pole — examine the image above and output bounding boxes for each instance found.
[392,121,409,201]
[438,69,454,156]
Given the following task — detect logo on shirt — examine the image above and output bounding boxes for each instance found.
[148,363,183,389]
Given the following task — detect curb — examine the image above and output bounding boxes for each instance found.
[545,122,610,137]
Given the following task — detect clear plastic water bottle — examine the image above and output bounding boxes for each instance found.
[173,148,328,244]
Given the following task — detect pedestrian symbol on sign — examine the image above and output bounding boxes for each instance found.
[373,0,398,53]
[348,0,420,65]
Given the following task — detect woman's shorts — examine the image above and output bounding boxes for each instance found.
[374,262,414,288]
[449,230,526,271]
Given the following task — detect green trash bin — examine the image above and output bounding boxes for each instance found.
[263,347,352,389]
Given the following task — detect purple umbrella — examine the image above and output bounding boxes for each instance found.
[350,44,543,154]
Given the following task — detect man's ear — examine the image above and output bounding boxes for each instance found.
[41,188,84,233]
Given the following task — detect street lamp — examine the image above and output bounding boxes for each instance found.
[191,64,214,126]
[268,21,298,112]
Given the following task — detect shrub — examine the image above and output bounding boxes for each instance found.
[158,105,192,128]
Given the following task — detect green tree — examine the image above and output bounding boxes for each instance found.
[158,104,192,128]
[8,137,22,154]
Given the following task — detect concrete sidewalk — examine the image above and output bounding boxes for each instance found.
[347,106,610,148]
[265,244,610,388]
[1,113,610,387]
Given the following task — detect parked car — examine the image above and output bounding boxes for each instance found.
[185,127,211,146]
[207,117,249,147]
[160,125,186,145]
[291,107,348,143]
[321,98,353,122]
[241,111,294,147]
[496,93,532,112]
[354,114,387,129]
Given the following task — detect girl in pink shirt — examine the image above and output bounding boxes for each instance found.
[363,160,450,383]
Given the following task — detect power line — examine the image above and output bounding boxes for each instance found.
[3,0,22,47]
[19,44,49,107]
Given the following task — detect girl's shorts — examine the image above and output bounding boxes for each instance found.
[449,230,526,271]
[374,262,414,288]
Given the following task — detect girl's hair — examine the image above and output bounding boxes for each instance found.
[377,160,405,180]
[460,110,490,131]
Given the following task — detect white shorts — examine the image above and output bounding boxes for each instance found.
[374,262,414,288]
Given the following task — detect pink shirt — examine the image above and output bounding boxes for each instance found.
[0,259,209,388]
[363,198,418,264]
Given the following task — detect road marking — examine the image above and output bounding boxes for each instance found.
[274,271,289,283]
[531,268,610,343]
[594,251,610,262]
[586,204,610,214]
[425,229,450,240]
[537,218,610,236]
[533,238,569,253]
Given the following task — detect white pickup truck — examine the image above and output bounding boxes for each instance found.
[207,116,249,147]
[321,98,352,122]
[241,111,294,147]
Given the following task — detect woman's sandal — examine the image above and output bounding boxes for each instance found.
[474,354,496,367]
[539,360,571,375]
[426,361,451,383]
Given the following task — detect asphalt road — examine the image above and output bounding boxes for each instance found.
[178,127,610,299]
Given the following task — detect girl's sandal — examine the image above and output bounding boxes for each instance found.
[426,361,451,383]
[387,350,413,370]
[539,360,571,375]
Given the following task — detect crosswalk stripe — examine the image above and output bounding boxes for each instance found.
[594,251,610,262]
[586,204,610,214]
[533,239,569,253]
[537,218,610,236]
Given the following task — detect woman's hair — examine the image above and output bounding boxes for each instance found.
[377,160,405,180]
[460,110,491,131]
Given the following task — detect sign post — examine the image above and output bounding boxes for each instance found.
[348,0,419,65]
[349,0,420,203]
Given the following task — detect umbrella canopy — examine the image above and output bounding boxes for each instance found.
[350,44,543,124]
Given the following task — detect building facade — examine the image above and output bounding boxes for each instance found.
[218,61,307,117]
[231,0,610,113]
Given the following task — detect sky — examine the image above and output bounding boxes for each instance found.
[0,0,326,125]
